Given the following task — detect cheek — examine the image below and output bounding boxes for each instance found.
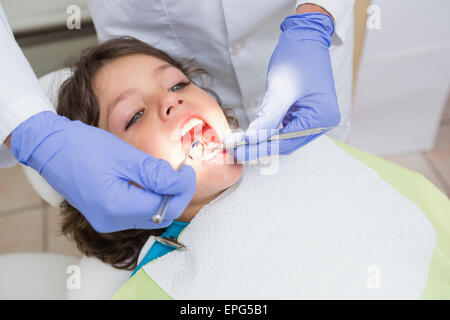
[123,129,176,164]
[190,87,228,118]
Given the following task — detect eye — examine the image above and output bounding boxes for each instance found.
[169,80,191,92]
[125,109,144,131]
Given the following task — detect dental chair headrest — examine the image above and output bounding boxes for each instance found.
[23,69,133,300]
[21,68,72,207]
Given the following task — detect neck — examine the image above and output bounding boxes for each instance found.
[176,189,227,222]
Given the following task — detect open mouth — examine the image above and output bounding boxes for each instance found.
[179,116,222,161]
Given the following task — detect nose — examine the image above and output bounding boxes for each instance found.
[159,91,184,120]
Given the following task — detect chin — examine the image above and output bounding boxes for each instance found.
[191,162,243,204]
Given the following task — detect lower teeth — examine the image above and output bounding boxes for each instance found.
[190,142,204,161]
[189,141,220,162]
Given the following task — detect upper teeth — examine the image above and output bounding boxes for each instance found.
[180,118,205,137]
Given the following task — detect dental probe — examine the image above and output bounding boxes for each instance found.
[211,125,342,151]
[152,140,201,225]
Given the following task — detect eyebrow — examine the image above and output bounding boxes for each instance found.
[154,63,176,74]
[108,88,137,113]
[108,63,176,111]
[106,63,177,122]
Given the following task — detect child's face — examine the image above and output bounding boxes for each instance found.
[94,54,242,221]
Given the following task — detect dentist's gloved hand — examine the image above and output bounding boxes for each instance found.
[224,13,341,161]
[11,111,196,233]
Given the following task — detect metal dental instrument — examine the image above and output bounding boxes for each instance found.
[210,125,342,151]
[152,140,201,225]
[152,235,187,251]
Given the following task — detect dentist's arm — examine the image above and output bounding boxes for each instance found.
[295,3,333,20]
[224,1,354,160]
[5,134,11,148]
[0,5,195,232]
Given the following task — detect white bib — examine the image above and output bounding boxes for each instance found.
[143,136,436,299]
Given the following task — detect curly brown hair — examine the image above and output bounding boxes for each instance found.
[56,36,238,270]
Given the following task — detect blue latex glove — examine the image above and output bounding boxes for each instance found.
[224,13,341,161]
[11,111,196,233]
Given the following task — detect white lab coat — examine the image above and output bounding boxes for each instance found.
[0,5,54,167]
[0,0,354,168]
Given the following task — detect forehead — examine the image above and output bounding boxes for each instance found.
[94,54,181,103]
[94,54,172,87]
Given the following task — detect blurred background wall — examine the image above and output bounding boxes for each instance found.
[2,0,97,77]
[348,0,450,156]
[0,0,96,256]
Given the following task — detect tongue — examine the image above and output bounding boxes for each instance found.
[181,123,220,155]
[201,124,220,144]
